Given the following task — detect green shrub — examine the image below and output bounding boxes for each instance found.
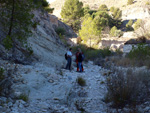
[127,0,134,5]
[105,69,150,108]
[110,26,123,37]
[72,45,111,61]
[110,7,115,12]
[110,26,117,36]
[111,8,122,20]
[133,19,142,30]
[126,20,134,31]
[44,7,54,13]
[18,94,29,102]
[100,48,112,58]
[42,0,49,7]
[55,27,66,35]
[59,34,69,46]
[98,4,108,11]
[128,44,150,60]
[77,77,86,86]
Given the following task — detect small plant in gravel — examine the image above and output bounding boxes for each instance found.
[59,70,63,76]
[0,68,5,80]
[77,77,86,86]
[100,81,105,84]
[18,94,29,102]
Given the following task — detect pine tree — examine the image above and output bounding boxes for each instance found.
[93,11,109,37]
[60,0,84,32]
[0,0,35,51]
[112,8,122,20]
[79,16,95,43]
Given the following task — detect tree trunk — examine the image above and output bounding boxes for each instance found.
[8,0,15,36]
[8,0,16,60]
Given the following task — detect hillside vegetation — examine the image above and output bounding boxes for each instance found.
[51,0,150,18]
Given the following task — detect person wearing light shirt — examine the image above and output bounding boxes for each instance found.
[65,48,72,70]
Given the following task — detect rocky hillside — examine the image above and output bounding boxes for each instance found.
[0,9,76,67]
[28,10,76,67]
[51,0,150,18]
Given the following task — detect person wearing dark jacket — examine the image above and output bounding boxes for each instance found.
[78,50,83,72]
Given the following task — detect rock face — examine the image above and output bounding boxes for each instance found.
[122,7,150,20]
[29,10,65,67]
[0,10,76,66]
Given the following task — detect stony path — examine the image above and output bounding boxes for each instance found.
[1,61,109,113]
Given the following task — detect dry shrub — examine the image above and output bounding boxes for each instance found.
[111,55,150,68]
[77,77,86,86]
[105,69,150,108]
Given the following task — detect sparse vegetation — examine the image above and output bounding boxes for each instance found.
[18,93,29,102]
[110,7,115,12]
[72,45,112,61]
[126,20,134,31]
[110,43,150,68]
[110,7,122,20]
[110,26,123,37]
[127,0,134,5]
[128,44,150,59]
[105,69,150,108]
[98,4,108,11]
[59,34,69,46]
[55,27,66,35]
[77,77,86,86]
[133,19,142,30]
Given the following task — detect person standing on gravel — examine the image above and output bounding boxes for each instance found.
[65,48,72,71]
[78,49,84,72]
[75,48,80,72]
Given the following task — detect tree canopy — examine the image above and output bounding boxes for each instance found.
[60,0,84,31]
[79,15,95,42]
[0,0,36,54]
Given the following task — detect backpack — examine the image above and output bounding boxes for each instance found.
[65,53,67,60]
